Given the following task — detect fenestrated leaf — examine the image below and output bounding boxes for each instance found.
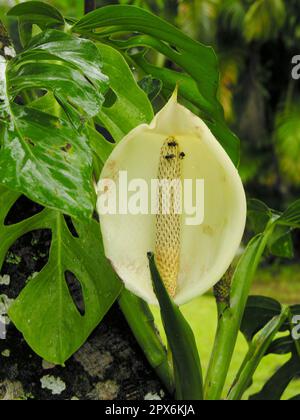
[72,5,240,165]
[131,51,239,164]
[148,253,203,400]
[0,30,109,218]
[27,31,108,95]
[0,186,122,364]
[10,30,109,127]
[250,357,300,400]
[96,42,153,142]
[73,5,219,110]
[0,105,95,219]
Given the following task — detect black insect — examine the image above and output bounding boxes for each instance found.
[168,140,178,147]
[165,154,176,160]
[179,152,186,159]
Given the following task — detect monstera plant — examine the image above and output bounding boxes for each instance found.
[0,1,299,400]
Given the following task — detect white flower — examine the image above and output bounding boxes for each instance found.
[97,91,246,306]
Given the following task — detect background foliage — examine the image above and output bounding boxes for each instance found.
[1,0,300,400]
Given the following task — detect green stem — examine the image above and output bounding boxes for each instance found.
[204,222,275,400]
[227,305,290,400]
[119,289,174,395]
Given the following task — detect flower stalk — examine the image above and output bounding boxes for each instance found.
[205,221,276,400]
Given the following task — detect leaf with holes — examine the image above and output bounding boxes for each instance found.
[0,29,109,219]
[73,6,239,164]
[96,42,153,142]
[0,186,122,364]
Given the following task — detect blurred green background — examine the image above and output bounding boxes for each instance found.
[1,0,300,399]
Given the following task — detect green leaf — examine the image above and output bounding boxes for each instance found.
[8,1,65,47]
[228,305,290,400]
[138,75,162,101]
[247,199,293,258]
[130,51,239,164]
[278,199,300,229]
[267,336,295,355]
[72,5,240,165]
[0,30,109,218]
[241,296,282,343]
[148,253,203,400]
[0,104,95,219]
[73,5,218,108]
[268,225,294,259]
[8,1,65,28]
[11,30,108,126]
[247,199,275,234]
[96,42,153,142]
[0,186,122,364]
[250,357,300,400]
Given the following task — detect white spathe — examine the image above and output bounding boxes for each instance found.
[97,92,247,306]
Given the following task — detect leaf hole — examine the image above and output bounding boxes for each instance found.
[95,124,115,144]
[4,196,44,226]
[170,44,181,54]
[65,271,85,316]
[63,215,79,238]
[0,229,52,299]
[24,137,35,147]
[103,88,118,108]
[61,143,73,153]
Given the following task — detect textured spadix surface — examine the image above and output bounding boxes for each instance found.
[97,93,247,305]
